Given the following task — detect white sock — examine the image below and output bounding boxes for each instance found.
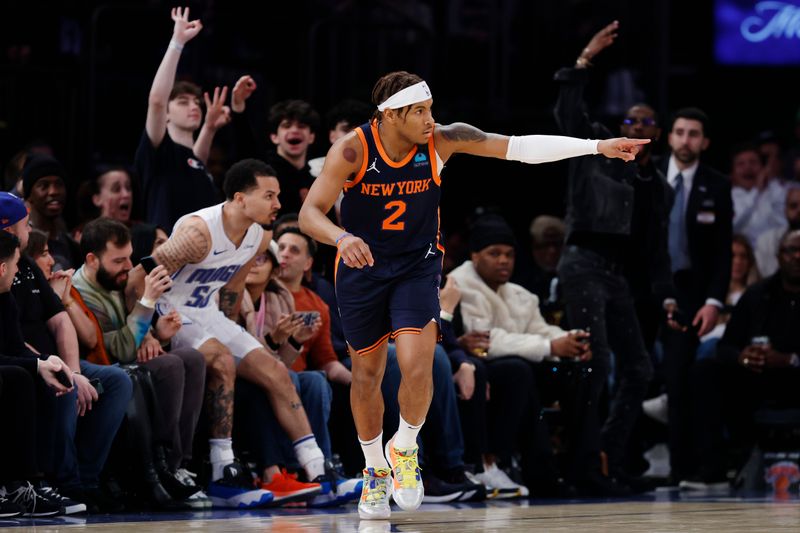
[209,438,235,481]
[293,434,326,480]
[359,432,389,470]
[394,414,424,449]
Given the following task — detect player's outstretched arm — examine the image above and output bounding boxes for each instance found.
[436,122,648,164]
[145,6,203,147]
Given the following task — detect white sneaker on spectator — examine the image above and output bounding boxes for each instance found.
[473,463,528,499]
[642,394,668,425]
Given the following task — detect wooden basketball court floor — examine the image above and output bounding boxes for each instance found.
[2,490,799,532]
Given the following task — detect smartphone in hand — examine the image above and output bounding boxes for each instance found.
[140,256,170,292]
[55,368,73,388]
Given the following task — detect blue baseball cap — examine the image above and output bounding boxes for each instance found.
[0,192,28,230]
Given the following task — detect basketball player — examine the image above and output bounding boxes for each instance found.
[298,71,648,519]
[131,158,326,508]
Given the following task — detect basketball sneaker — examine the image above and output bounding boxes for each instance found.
[358,467,392,520]
[384,436,424,511]
[207,462,274,508]
[260,469,321,505]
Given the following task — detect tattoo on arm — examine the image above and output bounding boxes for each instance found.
[440,122,487,142]
[204,383,234,438]
[218,287,242,320]
[152,223,210,274]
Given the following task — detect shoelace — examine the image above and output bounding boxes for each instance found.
[392,448,421,489]
[362,471,389,505]
[38,486,64,502]
[8,482,40,514]
[175,468,198,487]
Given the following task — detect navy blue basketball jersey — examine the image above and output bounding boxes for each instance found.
[340,120,444,258]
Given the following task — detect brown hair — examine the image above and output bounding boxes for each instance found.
[169,80,202,102]
[25,229,49,258]
[371,71,424,121]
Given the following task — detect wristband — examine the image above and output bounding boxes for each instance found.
[139,297,156,309]
[264,333,281,352]
[440,310,454,322]
[168,39,184,52]
[288,336,303,351]
[791,353,800,368]
[335,232,353,247]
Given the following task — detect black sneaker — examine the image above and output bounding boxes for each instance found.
[422,473,464,503]
[0,491,23,519]
[35,482,87,514]
[1,481,63,517]
[63,486,125,514]
[440,468,487,502]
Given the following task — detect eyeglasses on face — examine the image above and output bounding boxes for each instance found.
[622,117,656,126]
[779,246,800,256]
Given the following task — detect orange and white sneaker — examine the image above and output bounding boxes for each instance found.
[260,469,321,505]
[358,467,392,520]
[384,436,424,511]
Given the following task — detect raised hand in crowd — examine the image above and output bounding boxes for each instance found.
[171,6,203,46]
[203,86,231,131]
[231,75,257,113]
[575,19,619,68]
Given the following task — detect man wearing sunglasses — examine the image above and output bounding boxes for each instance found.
[552,20,675,495]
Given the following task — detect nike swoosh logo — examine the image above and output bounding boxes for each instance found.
[213,249,227,255]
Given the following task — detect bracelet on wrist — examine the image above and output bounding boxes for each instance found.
[139,297,156,309]
[168,39,184,52]
[440,310,454,322]
[335,232,353,247]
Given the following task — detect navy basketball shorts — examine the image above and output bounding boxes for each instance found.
[335,250,442,356]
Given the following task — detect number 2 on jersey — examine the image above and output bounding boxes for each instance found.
[382,200,406,231]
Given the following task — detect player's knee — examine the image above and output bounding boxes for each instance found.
[207,349,235,380]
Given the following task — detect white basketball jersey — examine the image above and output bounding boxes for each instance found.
[160,203,263,312]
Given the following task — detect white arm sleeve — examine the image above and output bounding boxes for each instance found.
[505,135,599,164]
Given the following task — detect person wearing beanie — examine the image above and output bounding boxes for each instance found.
[449,214,597,498]
[21,154,80,270]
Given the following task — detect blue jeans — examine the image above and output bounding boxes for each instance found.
[55,361,132,489]
[233,370,332,470]
[382,344,465,470]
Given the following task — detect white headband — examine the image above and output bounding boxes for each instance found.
[377,81,432,112]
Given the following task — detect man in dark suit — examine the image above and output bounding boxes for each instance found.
[659,107,733,485]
